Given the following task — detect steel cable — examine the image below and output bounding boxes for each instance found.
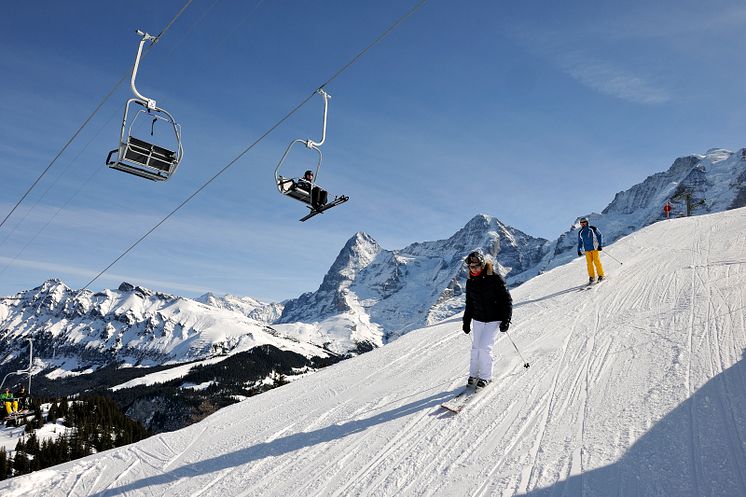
[82,0,433,290]
[0,0,195,232]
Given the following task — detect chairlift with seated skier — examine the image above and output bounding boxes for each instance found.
[274,89,349,222]
[106,30,183,181]
[1,338,35,423]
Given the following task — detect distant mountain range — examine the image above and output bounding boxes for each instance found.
[277,147,746,342]
[1,147,744,420]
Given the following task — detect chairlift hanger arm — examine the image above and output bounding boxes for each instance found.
[131,30,158,110]
[307,89,331,148]
[0,338,33,393]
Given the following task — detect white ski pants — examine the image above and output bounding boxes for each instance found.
[469,320,500,380]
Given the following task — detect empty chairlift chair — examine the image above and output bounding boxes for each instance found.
[106,30,183,181]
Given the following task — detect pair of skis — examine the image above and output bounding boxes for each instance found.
[440,384,489,414]
[3,409,33,422]
[580,276,606,290]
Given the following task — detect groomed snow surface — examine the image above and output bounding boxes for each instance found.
[3,208,746,496]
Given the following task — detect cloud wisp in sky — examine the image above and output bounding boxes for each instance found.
[559,54,671,105]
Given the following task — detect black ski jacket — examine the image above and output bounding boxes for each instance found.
[463,265,513,327]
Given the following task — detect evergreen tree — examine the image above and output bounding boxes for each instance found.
[25,433,39,455]
[58,398,69,419]
[0,396,150,478]
[12,449,29,476]
[0,447,8,481]
[15,437,26,454]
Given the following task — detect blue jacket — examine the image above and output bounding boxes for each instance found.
[578,225,603,252]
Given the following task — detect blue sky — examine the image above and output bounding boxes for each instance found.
[1,0,745,302]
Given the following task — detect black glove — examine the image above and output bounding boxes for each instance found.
[598,246,603,251]
[577,250,582,257]
[462,322,470,334]
[499,320,510,332]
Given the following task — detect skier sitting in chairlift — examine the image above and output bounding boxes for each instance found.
[2,387,16,416]
[296,170,328,210]
[15,385,28,410]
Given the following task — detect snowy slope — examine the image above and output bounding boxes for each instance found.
[525,147,746,282]
[3,207,746,496]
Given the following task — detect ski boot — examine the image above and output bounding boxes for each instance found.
[476,378,491,390]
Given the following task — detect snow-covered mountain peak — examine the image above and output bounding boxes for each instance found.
[329,231,382,281]
[704,147,732,162]
[279,214,550,341]
[27,278,71,303]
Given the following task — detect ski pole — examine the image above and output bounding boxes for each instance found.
[603,251,623,265]
[505,331,530,368]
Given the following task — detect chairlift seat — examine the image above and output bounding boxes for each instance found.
[278,176,313,203]
[125,136,177,172]
[107,135,179,181]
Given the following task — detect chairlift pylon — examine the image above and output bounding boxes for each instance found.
[274,89,349,221]
[106,30,183,182]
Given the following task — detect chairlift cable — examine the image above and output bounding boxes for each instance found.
[81,90,318,290]
[0,108,118,253]
[320,0,430,89]
[81,0,434,290]
[0,114,115,278]
[0,0,195,232]
[1,0,260,261]
[1,0,264,286]
[152,0,195,45]
[214,0,267,49]
[160,0,224,56]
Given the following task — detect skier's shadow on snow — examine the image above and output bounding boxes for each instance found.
[87,389,456,497]
[511,349,746,497]
[513,285,586,308]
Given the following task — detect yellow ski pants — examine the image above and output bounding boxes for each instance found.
[4,401,17,415]
[585,250,605,279]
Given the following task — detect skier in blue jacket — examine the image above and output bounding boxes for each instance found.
[577,217,605,284]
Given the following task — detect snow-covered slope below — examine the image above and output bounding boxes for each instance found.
[5,207,746,496]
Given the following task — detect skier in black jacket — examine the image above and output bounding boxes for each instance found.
[462,251,513,389]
